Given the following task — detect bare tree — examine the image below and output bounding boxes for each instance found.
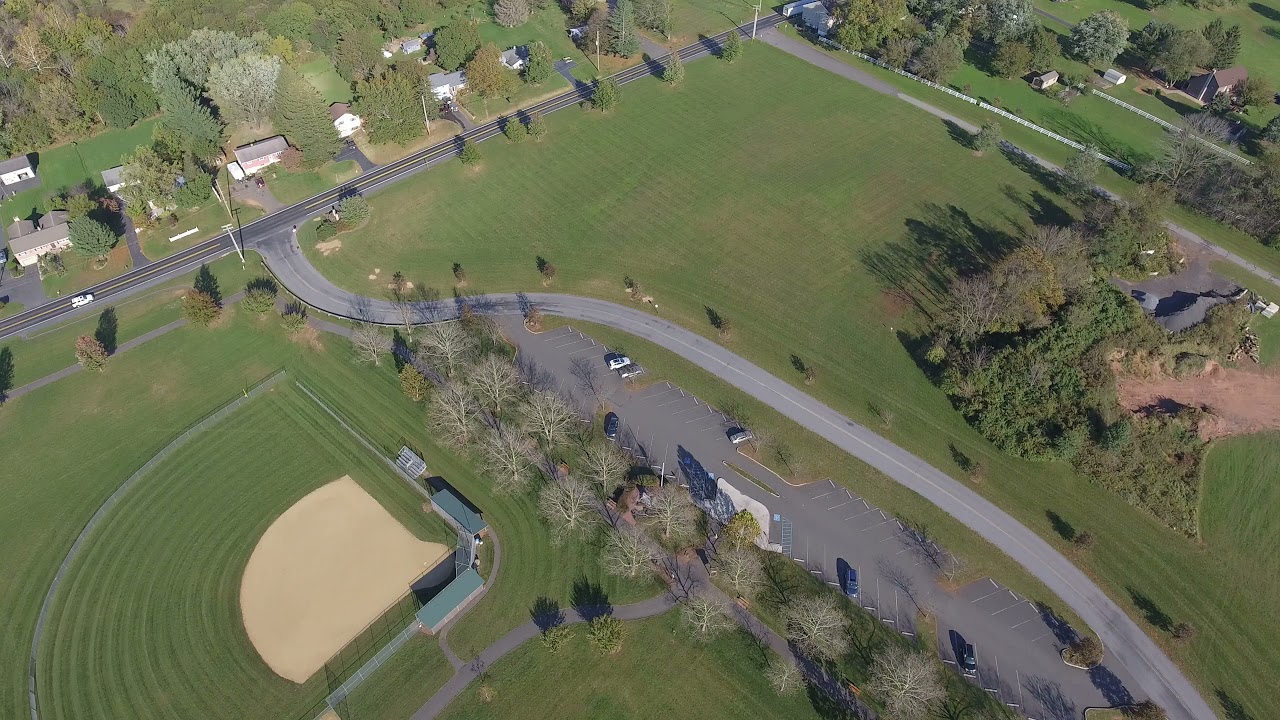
[537,477,597,543]
[782,594,850,661]
[947,274,1004,342]
[350,321,392,365]
[467,353,521,416]
[644,484,698,540]
[715,546,764,599]
[866,647,946,720]
[681,593,734,639]
[580,441,631,496]
[1151,113,1231,189]
[520,391,578,452]
[765,656,804,696]
[389,271,415,339]
[427,380,478,447]
[419,322,475,377]
[482,427,535,494]
[602,525,658,578]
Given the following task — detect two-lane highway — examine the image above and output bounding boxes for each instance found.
[0,18,781,341]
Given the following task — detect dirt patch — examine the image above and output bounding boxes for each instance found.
[315,239,342,256]
[239,477,451,684]
[879,289,913,320]
[288,325,325,352]
[1116,362,1280,439]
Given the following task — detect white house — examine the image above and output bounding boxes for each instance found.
[7,210,70,267]
[500,46,529,71]
[0,155,36,186]
[232,136,289,176]
[100,166,126,193]
[798,1,834,35]
[428,71,466,100]
[329,103,362,138]
[568,25,588,41]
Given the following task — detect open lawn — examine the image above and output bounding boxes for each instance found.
[39,243,133,298]
[299,44,1274,717]
[264,160,362,206]
[438,610,824,720]
[0,118,160,223]
[138,194,264,260]
[334,635,453,720]
[1200,432,1280,590]
[0,252,259,391]
[37,380,454,720]
[301,57,354,104]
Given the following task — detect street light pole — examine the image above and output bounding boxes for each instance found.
[751,2,762,39]
[221,223,245,265]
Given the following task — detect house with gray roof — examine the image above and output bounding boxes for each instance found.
[500,45,529,71]
[1180,66,1248,104]
[0,154,36,186]
[6,210,70,267]
[428,70,466,100]
[231,135,289,176]
[101,166,126,193]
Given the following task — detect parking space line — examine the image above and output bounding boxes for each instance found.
[810,491,834,500]
[843,509,876,521]
[1009,614,1040,629]
[671,405,703,415]
[827,500,853,511]
[862,520,891,531]
[990,601,1024,616]
[1027,631,1052,643]
[970,588,1004,604]
[567,345,599,355]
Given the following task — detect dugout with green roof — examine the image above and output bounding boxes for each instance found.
[430,486,487,537]
[415,568,484,632]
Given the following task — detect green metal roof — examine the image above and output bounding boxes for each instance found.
[432,487,487,535]
[416,568,484,630]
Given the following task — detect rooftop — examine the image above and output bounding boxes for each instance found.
[501,46,529,66]
[429,70,466,88]
[233,136,289,164]
[0,154,33,176]
[101,165,123,187]
[415,568,483,631]
[329,102,351,121]
[7,219,69,256]
[431,485,487,536]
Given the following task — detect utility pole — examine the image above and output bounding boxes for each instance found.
[420,93,432,135]
[751,1,762,39]
[595,31,601,72]
[221,223,245,265]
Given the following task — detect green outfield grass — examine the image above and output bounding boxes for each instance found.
[37,380,454,720]
[296,44,1273,717]
[334,635,454,720]
[438,610,824,720]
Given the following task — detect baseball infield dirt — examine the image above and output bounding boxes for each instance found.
[240,476,450,683]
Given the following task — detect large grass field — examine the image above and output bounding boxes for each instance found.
[37,381,455,720]
[334,635,454,720]
[298,44,1274,717]
[438,610,825,720]
[1200,432,1280,592]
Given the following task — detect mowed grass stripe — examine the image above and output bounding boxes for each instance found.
[38,385,452,720]
[299,45,1274,715]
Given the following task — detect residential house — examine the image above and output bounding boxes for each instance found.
[1180,66,1248,104]
[798,1,834,36]
[6,210,70,267]
[428,71,466,100]
[500,46,529,71]
[1031,71,1059,90]
[232,136,289,176]
[568,25,588,41]
[330,103,363,138]
[0,154,36,186]
[101,166,126,193]
[419,32,435,44]
[402,38,423,54]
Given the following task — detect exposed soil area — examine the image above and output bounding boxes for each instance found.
[1117,361,1280,440]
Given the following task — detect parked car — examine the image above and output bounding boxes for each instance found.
[604,412,620,439]
[618,364,643,379]
[843,568,859,598]
[606,353,632,370]
[70,293,95,308]
[0,248,7,264]
[960,643,977,672]
[254,176,266,188]
[728,428,754,444]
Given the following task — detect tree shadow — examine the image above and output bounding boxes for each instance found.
[0,347,13,402]
[94,307,118,354]
[948,443,973,472]
[1249,1,1280,21]
[1025,675,1077,720]
[760,552,801,611]
[1127,587,1173,632]
[944,119,975,149]
[530,596,565,631]
[999,143,1070,195]
[1036,602,1079,647]
[194,263,221,304]
[569,576,612,621]
[789,354,808,374]
[1045,510,1076,542]
[1000,183,1074,228]
[1215,687,1256,720]
[1087,665,1134,708]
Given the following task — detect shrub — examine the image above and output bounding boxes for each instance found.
[587,615,624,655]
[242,278,278,314]
[337,195,370,225]
[460,138,482,164]
[280,302,308,332]
[1063,636,1103,666]
[315,221,338,240]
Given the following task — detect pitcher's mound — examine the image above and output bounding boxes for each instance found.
[240,476,450,683]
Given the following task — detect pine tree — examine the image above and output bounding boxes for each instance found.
[609,0,641,58]
[272,65,340,169]
[494,0,531,27]
[460,138,482,164]
[662,50,684,84]
[720,28,743,62]
[592,77,620,111]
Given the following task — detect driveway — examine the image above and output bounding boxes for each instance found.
[232,178,283,214]
[0,262,45,310]
[502,318,1142,720]
[335,140,377,172]
[120,212,150,267]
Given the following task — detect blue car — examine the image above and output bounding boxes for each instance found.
[843,568,859,598]
[604,412,620,439]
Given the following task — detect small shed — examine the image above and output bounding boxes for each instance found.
[402,38,423,54]
[1103,68,1126,85]
[1031,71,1059,90]
[414,568,484,633]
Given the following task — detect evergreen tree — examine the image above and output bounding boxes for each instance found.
[720,28,743,62]
[662,50,684,84]
[160,87,224,160]
[524,42,554,85]
[68,217,117,261]
[526,111,548,139]
[973,121,1002,154]
[592,77,620,111]
[272,65,340,168]
[1202,19,1241,68]
[609,0,641,58]
[460,138,482,164]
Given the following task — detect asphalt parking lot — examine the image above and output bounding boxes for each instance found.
[503,318,1141,720]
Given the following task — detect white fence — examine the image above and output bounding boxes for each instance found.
[816,36,1134,171]
[1093,91,1253,166]
[168,227,199,242]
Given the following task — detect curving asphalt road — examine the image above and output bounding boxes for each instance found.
[257,233,1215,719]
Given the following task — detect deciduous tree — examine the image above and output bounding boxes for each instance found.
[782,594,850,660]
[527,111,548,139]
[419,321,476,376]
[1069,10,1128,66]
[181,290,221,326]
[494,0,532,27]
[75,335,108,370]
[354,69,424,146]
[603,525,658,577]
[592,76,620,111]
[334,29,383,81]
[766,656,804,695]
[483,427,536,493]
[910,35,963,83]
[580,441,630,495]
[428,380,479,446]
[991,40,1032,78]
[466,43,518,108]
[208,53,281,128]
[645,484,697,540]
[520,391,578,451]
[1239,76,1273,111]
[866,647,946,720]
[538,477,597,541]
[1062,144,1102,194]
[350,322,392,364]
[681,593,733,639]
[636,0,673,36]
[467,353,521,415]
[524,41,554,85]
[835,0,907,51]
[716,546,765,598]
[435,20,482,71]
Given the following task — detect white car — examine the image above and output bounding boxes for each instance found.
[618,364,643,379]
[606,353,632,371]
[70,293,96,308]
